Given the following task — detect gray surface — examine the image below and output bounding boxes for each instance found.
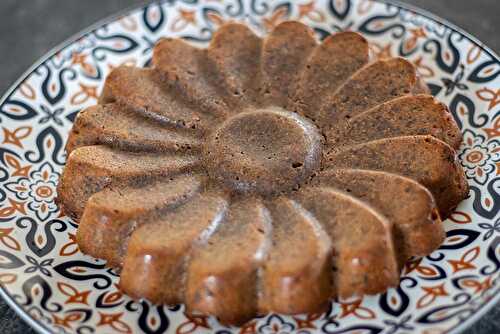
[0,0,498,333]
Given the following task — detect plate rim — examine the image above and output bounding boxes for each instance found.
[0,1,498,333]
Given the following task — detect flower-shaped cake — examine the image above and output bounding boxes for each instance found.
[57,21,468,324]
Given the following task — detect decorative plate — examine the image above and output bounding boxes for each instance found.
[0,0,499,333]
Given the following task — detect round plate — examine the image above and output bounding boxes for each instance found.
[0,0,499,333]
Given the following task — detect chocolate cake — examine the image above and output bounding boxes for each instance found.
[57,21,468,324]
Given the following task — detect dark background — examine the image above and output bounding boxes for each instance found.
[0,0,498,333]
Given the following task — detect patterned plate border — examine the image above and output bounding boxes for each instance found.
[376,3,500,334]
[0,1,498,333]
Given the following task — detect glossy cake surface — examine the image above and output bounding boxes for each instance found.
[57,21,468,324]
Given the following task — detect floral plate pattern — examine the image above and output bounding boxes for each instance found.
[0,0,499,333]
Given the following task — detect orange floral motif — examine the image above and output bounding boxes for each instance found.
[0,227,21,251]
[0,198,26,219]
[483,116,500,140]
[404,257,422,274]
[171,9,197,32]
[417,283,449,309]
[413,56,435,78]
[58,281,91,305]
[176,313,211,334]
[466,44,481,64]
[447,246,480,273]
[262,6,289,31]
[339,298,375,319]
[205,11,226,27]
[71,52,87,66]
[2,126,32,149]
[4,105,23,115]
[448,211,472,224]
[19,82,36,100]
[52,312,84,329]
[70,83,99,106]
[239,320,257,334]
[476,87,500,111]
[460,275,493,294]
[5,161,59,221]
[102,288,124,305]
[404,257,439,277]
[293,312,321,329]
[403,27,427,52]
[369,42,392,59]
[459,129,499,185]
[71,52,97,76]
[480,63,498,76]
[298,2,325,22]
[4,153,31,177]
[59,233,79,256]
[443,50,452,62]
[0,273,17,284]
[97,312,132,334]
[416,265,439,277]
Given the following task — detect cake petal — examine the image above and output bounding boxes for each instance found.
[314,169,444,266]
[66,104,202,155]
[185,198,271,325]
[119,190,228,305]
[259,197,332,314]
[293,32,369,116]
[317,58,417,132]
[294,186,399,298]
[326,135,469,217]
[57,145,199,218]
[100,66,214,130]
[208,23,262,105]
[329,95,462,150]
[261,21,317,107]
[153,38,231,116]
[77,174,204,268]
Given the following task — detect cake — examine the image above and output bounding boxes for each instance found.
[57,21,468,324]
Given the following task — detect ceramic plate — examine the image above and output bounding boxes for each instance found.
[0,0,499,333]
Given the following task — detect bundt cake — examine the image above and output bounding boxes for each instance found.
[57,21,469,324]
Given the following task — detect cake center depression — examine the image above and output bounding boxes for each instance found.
[203,107,323,195]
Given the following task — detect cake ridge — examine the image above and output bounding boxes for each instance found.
[315,168,444,266]
[329,94,462,150]
[66,103,203,154]
[208,22,263,107]
[294,186,399,298]
[292,30,370,116]
[184,198,270,324]
[326,134,468,217]
[57,145,201,218]
[260,21,317,108]
[259,197,332,314]
[77,173,204,267]
[119,189,230,304]
[153,38,232,118]
[101,66,220,131]
[316,57,417,134]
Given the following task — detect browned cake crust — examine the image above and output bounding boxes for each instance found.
[77,174,204,268]
[66,104,201,154]
[57,21,469,325]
